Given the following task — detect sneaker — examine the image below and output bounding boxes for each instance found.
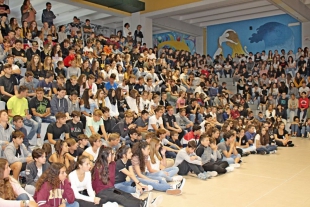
[269,150,276,154]
[288,143,294,147]
[259,151,266,155]
[307,132,310,138]
[172,175,183,182]
[250,151,257,154]
[143,185,153,192]
[242,152,250,157]
[225,166,234,172]
[229,163,241,168]
[175,178,186,190]
[198,172,208,180]
[206,171,218,177]
[171,182,181,190]
[257,106,260,110]
[166,189,182,195]
[151,195,164,207]
[131,193,140,198]
[103,202,118,207]
[143,192,152,207]
[203,171,212,178]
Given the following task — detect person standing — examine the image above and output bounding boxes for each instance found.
[41,2,56,27]
[21,0,37,24]
[0,0,10,18]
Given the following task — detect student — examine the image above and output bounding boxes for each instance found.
[34,163,79,207]
[44,112,69,145]
[244,125,257,153]
[255,128,277,155]
[12,115,30,149]
[49,140,72,171]
[67,111,84,141]
[131,141,182,195]
[290,116,302,137]
[91,146,155,207]
[217,131,241,167]
[0,64,18,103]
[182,125,202,147]
[298,91,309,122]
[173,140,208,180]
[4,131,33,180]
[84,134,102,162]
[157,129,180,158]
[25,148,50,196]
[164,106,185,141]
[148,106,169,135]
[274,121,294,147]
[69,155,118,207]
[104,88,119,119]
[111,110,136,139]
[169,131,182,148]
[0,158,37,207]
[148,138,184,183]
[66,75,80,97]
[114,146,155,198]
[50,86,70,118]
[235,128,251,156]
[102,133,121,151]
[196,134,233,175]
[125,128,138,148]
[0,110,14,157]
[37,71,54,99]
[84,109,108,140]
[135,110,149,134]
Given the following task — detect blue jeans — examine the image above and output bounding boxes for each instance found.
[286,68,296,77]
[222,154,241,164]
[301,125,310,136]
[291,124,301,136]
[114,181,136,194]
[189,113,203,123]
[147,167,179,182]
[23,118,39,142]
[66,201,79,207]
[256,145,277,154]
[16,193,30,200]
[298,108,307,120]
[137,174,171,192]
[33,115,56,124]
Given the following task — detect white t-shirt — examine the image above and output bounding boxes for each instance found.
[125,96,138,114]
[148,115,163,130]
[150,154,161,171]
[68,171,95,203]
[139,98,150,111]
[85,147,100,161]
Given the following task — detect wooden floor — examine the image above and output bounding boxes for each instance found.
[149,138,310,207]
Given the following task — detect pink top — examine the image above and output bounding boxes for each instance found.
[0,177,34,207]
[176,97,185,109]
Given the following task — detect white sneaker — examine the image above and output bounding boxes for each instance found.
[131,192,140,198]
[103,202,118,207]
[143,185,153,192]
[151,195,164,207]
[172,175,183,182]
[269,150,277,154]
[143,192,152,207]
[175,178,186,190]
[230,163,241,168]
[171,182,180,190]
[206,171,218,177]
[225,166,234,172]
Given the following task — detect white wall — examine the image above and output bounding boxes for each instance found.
[196,36,203,55]
[302,22,310,48]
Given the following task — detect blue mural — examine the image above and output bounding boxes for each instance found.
[207,14,301,58]
[153,32,196,54]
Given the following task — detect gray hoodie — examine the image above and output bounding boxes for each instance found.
[25,161,50,186]
[50,95,68,116]
[4,142,31,164]
[19,77,35,93]
[0,123,14,157]
[66,97,80,114]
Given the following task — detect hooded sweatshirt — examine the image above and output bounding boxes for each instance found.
[4,142,31,164]
[34,179,75,207]
[0,123,14,157]
[196,145,222,165]
[50,95,68,116]
[25,161,50,186]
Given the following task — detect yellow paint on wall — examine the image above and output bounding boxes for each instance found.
[141,0,202,13]
[74,0,131,16]
[203,28,207,55]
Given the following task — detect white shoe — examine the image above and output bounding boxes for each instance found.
[151,195,164,207]
[269,150,277,154]
[143,185,153,192]
[172,175,183,182]
[225,166,234,172]
[175,178,186,190]
[103,202,118,207]
[206,171,218,177]
[230,163,241,168]
[143,192,152,207]
[131,192,140,198]
[171,182,180,190]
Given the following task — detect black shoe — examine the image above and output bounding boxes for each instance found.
[238,160,243,163]
[242,152,250,157]
[259,151,266,155]
[287,141,292,145]
[250,151,257,154]
[288,143,294,147]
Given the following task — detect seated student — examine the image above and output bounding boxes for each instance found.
[50,86,70,118]
[148,106,170,135]
[244,125,257,153]
[66,138,85,160]
[231,104,240,119]
[0,110,14,156]
[52,74,66,95]
[130,141,182,195]
[274,121,294,147]
[173,140,208,180]
[69,155,118,207]
[4,131,33,180]
[91,146,156,207]
[102,133,121,151]
[196,134,233,175]
[0,63,18,103]
[235,128,252,156]
[44,112,70,145]
[67,111,84,141]
[34,163,79,207]
[182,125,202,147]
[164,106,185,141]
[77,134,89,155]
[49,140,73,170]
[126,128,139,148]
[0,158,37,206]
[217,131,241,167]
[135,110,149,134]
[148,138,184,183]
[101,106,115,134]
[29,87,56,124]
[66,75,80,97]
[37,71,54,100]
[255,128,278,155]
[114,146,154,198]
[85,109,108,140]
[157,129,180,158]
[168,131,182,148]
[111,110,137,139]
[25,148,50,196]
[54,61,66,79]
[12,115,30,149]
[301,118,310,138]
[290,116,302,137]
[84,134,102,162]
[175,108,194,132]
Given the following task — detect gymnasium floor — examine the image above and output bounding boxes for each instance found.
[150,138,310,207]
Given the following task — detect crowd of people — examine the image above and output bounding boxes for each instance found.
[0,0,307,207]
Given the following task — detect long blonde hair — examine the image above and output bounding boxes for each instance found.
[95,89,105,109]
[0,158,16,200]
[149,138,162,164]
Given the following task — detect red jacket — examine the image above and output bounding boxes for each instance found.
[299,97,309,109]
[231,110,240,119]
[183,131,200,142]
[63,54,76,67]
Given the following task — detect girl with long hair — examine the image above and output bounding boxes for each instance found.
[81,60,90,76]
[49,25,58,43]
[29,21,38,38]
[91,146,155,207]
[67,58,81,80]
[90,60,100,79]
[94,89,106,110]
[21,0,37,24]
[43,56,53,77]
[255,128,277,154]
[48,140,72,172]
[0,158,37,206]
[9,18,18,31]
[77,74,89,97]
[69,155,118,207]
[105,89,119,119]
[34,163,78,207]
[41,44,52,64]
[27,54,43,83]
[21,20,30,38]
[80,88,98,117]
[131,141,182,195]
[274,121,294,147]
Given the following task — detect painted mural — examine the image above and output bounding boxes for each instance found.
[207,14,301,58]
[153,32,196,54]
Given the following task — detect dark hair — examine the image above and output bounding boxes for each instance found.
[107,89,116,105]
[116,145,131,160]
[81,88,90,109]
[35,163,65,192]
[18,85,28,94]
[192,125,202,132]
[187,140,197,149]
[141,110,149,115]
[32,148,46,159]
[12,130,24,139]
[128,128,137,136]
[92,146,112,185]
[71,111,81,118]
[12,115,23,123]
[223,131,234,141]
[132,141,149,173]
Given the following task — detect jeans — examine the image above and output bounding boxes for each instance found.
[114,181,136,194]
[136,175,171,192]
[16,193,30,200]
[222,154,241,164]
[241,146,256,153]
[256,145,277,154]
[165,151,176,159]
[286,68,296,77]
[301,125,310,137]
[23,118,39,144]
[66,201,79,207]
[147,167,179,182]
[291,124,301,136]
[298,108,307,120]
[189,113,203,123]
[33,115,56,126]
